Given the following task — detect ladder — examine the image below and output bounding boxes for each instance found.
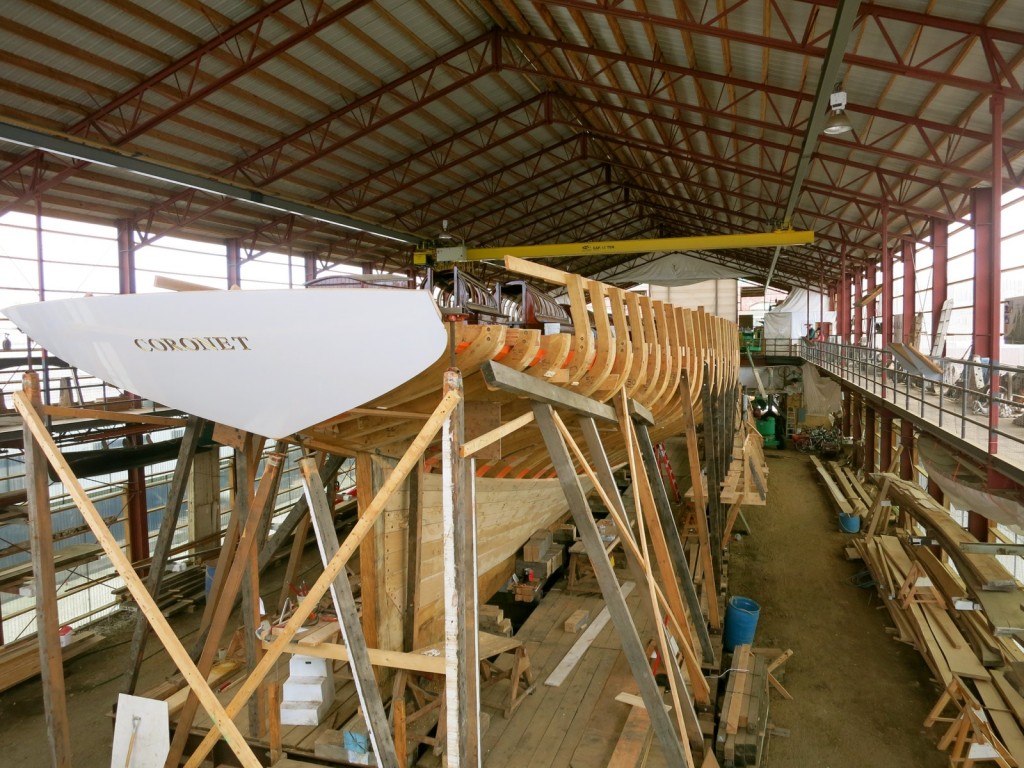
[931,299,953,357]
[654,442,681,503]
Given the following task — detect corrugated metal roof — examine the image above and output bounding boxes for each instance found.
[0,0,1021,287]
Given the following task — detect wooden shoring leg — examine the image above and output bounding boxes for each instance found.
[277,512,311,614]
[630,408,715,666]
[236,438,265,737]
[22,374,72,767]
[679,370,719,629]
[533,403,692,767]
[442,369,481,768]
[166,452,284,766]
[617,402,708,708]
[301,455,401,768]
[556,411,708,720]
[259,454,344,573]
[14,390,263,767]
[701,364,724,592]
[182,389,461,768]
[122,415,205,695]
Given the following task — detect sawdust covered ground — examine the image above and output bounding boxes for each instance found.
[728,449,947,767]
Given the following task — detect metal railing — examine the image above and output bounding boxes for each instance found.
[799,338,1024,466]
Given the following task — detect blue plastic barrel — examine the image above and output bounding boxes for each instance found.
[205,565,216,599]
[839,512,861,533]
[723,596,760,652]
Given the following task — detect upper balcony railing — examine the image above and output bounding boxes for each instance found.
[799,339,1024,470]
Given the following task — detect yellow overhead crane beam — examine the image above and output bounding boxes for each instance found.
[421,229,814,263]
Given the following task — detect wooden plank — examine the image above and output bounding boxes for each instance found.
[302,455,400,768]
[23,375,73,768]
[182,388,461,768]
[533,404,691,767]
[460,411,535,458]
[546,582,637,687]
[14,388,262,768]
[40,403,185,427]
[166,452,283,766]
[481,360,619,423]
[678,370,718,630]
[123,415,204,694]
[631,415,715,667]
[874,474,1017,592]
[441,370,481,768]
[607,702,654,768]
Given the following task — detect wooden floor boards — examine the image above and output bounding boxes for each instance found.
[482,581,672,767]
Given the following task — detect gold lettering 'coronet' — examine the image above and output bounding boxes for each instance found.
[133,336,252,352]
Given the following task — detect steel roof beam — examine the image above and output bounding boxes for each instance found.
[542,0,1024,98]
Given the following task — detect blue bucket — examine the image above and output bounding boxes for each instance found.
[839,512,861,533]
[723,596,760,652]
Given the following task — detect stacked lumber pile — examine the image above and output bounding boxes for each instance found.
[112,564,207,616]
[515,532,564,584]
[0,543,103,592]
[720,419,769,508]
[808,455,870,519]
[478,604,513,636]
[0,629,105,693]
[846,474,1024,761]
[715,644,772,767]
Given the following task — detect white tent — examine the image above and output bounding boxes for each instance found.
[764,288,836,339]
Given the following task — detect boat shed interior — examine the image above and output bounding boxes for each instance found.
[1,1,1024,767]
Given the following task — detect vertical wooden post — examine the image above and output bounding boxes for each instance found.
[123,415,205,694]
[22,372,72,767]
[356,451,380,649]
[442,368,481,767]
[237,437,267,736]
[301,457,400,768]
[404,458,423,652]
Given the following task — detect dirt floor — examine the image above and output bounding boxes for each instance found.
[728,449,948,767]
[0,545,325,768]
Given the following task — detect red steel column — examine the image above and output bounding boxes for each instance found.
[864,404,876,474]
[305,255,317,285]
[854,268,865,345]
[931,219,948,355]
[902,238,916,344]
[866,267,876,346]
[881,207,893,395]
[879,411,893,471]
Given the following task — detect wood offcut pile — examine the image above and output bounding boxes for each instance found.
[0,629,105,693]
[818,466,1024,764]
[112,564,207,617]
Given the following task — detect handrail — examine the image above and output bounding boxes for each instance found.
[798,338,1024,469]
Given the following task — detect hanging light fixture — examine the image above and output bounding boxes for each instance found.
[823,85,853,135]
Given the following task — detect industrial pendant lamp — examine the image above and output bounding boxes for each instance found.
[823,86,853,135]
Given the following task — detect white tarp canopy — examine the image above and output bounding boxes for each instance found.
[599,251,749,286]
[764,288,836,339]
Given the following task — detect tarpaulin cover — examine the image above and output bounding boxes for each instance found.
[801,363,842,417]
[764,288,836,338]
[763,312,792,340]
